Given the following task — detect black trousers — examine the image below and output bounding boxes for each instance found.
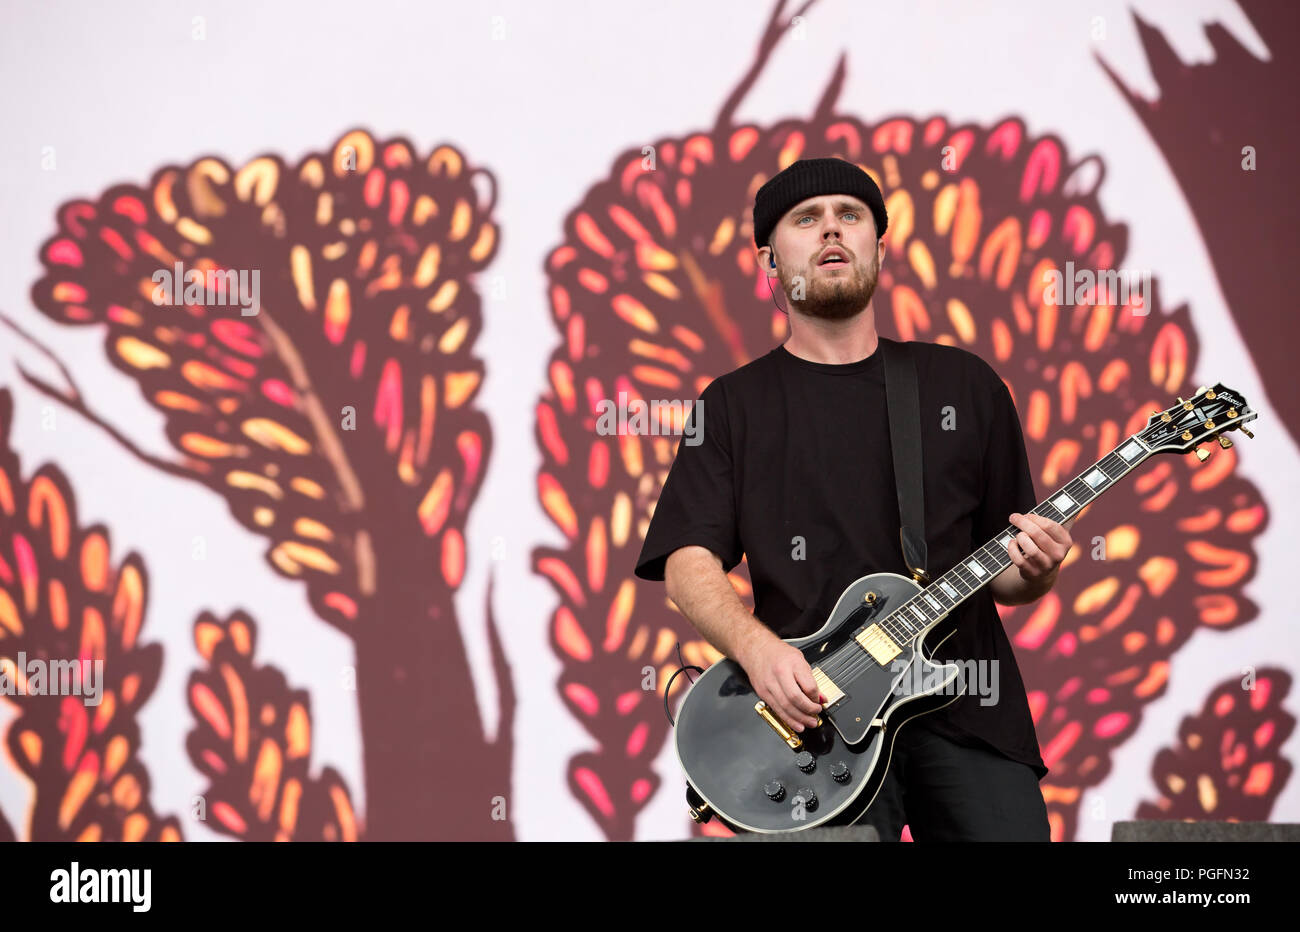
[858,717,1051,842]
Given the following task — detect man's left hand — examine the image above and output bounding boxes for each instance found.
[1006,512,1072,581]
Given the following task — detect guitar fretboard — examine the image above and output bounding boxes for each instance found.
[870,434,1153,645]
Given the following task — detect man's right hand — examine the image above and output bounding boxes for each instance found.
[739,636,825,732]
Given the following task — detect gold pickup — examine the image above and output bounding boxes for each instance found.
[811,666,844,706]
[855,623,901,664]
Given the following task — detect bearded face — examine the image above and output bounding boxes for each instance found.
[777,242,881,320]
[768,197,882,320]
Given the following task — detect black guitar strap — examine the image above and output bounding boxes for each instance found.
[881,338,930,585]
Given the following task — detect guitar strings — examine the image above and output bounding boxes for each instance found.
[820,567,994,684]
[813,520,1071,693]
[815,527,1036,686]
[818,568,984,682]
[800,441,1152,705]
[815,565,999,689]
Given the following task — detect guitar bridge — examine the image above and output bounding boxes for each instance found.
[754,701,821,750]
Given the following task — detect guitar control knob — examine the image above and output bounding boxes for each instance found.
[830,761,851,783]
[763,780,786,802]
[794,751,816,773]
[794,787,818,811]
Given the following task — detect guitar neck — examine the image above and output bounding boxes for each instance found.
[882,434,1154,638]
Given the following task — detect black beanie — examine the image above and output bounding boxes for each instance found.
[752,157,888,249]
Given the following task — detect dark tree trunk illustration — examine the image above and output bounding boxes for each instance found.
[353,578,514,840]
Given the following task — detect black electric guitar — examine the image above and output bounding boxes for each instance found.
[675,383,1259,833]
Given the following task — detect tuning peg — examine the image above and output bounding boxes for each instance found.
[1218,435,1233,449]
[1239,426,1255,439]
[1194,448,1211,462]
[1195,385,1207,395]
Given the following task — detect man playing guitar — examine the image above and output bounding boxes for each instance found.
[635,157,1072,841]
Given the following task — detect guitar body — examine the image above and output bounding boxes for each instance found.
[674,571,966,834]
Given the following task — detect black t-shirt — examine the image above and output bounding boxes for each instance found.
[634,336,1049,780]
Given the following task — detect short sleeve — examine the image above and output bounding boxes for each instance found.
[972,374,1038,547]
[633,380,743,581]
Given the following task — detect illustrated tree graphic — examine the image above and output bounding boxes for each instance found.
[187,609,360,841]
[13,129,513,840]
[0,388,180,841]
[0,387,361,841]
[2,0,1285,844]
[1137,668,1293,823]
[535,0,1273,839]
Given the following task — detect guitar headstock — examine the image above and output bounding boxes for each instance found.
[1139,383,1258,460]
